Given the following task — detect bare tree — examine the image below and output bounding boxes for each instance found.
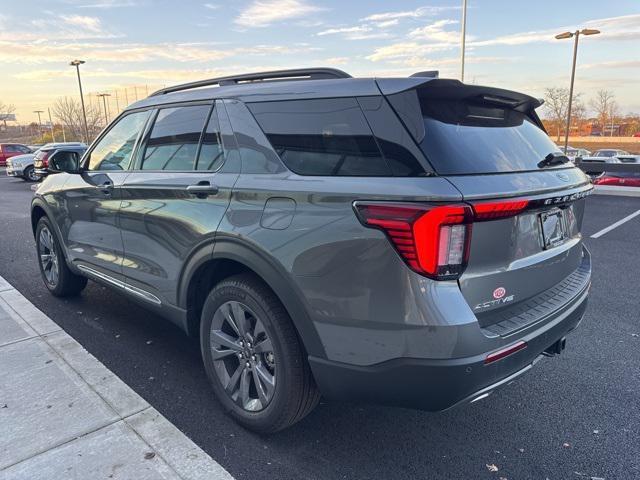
[0,100,16,128]
[590,89,616,134]
[52,96,102,142]
[543,87,583,141]
[571,96,587,135]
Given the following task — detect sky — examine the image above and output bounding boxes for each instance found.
[1,0,639,123]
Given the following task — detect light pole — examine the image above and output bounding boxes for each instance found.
[70,59,89,143]
[555,28,600,151]
[47,108,56,143]
[460,0,468,82]
[33,110,44,139]
[97,93,111,126]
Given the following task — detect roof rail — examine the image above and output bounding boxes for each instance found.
[150,68,352,96]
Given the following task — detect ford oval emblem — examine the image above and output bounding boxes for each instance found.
[557,173,570,182]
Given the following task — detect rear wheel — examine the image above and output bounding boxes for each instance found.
[200,273,319,433]
[36,217,87,297]
[23,165,38,182]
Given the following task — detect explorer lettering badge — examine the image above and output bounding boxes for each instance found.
[474,287,515,311]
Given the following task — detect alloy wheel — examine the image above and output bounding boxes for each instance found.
[38,227,59,287]
[209,300,276,412]
[27,167,38,182]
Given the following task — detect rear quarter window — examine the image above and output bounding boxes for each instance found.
[247,98,393,176]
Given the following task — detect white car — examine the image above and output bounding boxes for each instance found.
[5,142,86,182]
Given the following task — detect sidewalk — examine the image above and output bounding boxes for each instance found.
[0,275,233,480]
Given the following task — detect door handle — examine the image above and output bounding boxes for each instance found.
[96,181,113,194]
[186,182,219,197]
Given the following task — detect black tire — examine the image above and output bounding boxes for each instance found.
[200,273,319,433]
[35,217,87,297]
[23,165,38,182]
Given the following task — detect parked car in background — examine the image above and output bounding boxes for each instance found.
[564,147,591,162]
[593,171,640,187]
[7,143,86,182]
[31,68,592,433]
[0,143,32,166]
[591,149,630,158]
[33,143,87,180]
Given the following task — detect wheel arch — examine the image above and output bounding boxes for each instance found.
[179,236,326,359]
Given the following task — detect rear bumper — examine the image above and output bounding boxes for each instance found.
[309,275,589,412]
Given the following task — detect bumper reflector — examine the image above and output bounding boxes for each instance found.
[484,340,527,365]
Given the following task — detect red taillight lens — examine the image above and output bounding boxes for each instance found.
[36,151,51,168]
[472,200,529,221]
[354,203,473,279]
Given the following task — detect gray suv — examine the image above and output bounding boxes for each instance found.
[31,68,592,433]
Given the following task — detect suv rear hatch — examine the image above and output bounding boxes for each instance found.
[385,79,592,335]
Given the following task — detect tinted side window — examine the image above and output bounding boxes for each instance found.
[141,105,210,171]
[248,98,391,176]
[88,111,149,171]
[196,106,225,171]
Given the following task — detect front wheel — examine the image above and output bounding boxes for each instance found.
[23,165,38,182]
[200,274,319,433]
[36,217,87,297]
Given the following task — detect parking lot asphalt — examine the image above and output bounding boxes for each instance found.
[0,174,638,480]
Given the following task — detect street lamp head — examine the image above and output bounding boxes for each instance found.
[69,59,85,66]
[555,31,574,40]
[580,28,601,36]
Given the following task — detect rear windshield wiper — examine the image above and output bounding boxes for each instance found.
[538,152,570,168]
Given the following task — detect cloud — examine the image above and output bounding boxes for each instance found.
[373,19,399,28]
[63,0,138,8]
[361,6,458,22]
[471,13,640,47]
[323,56,349,65]
[409,19,459,43]
[23,13,120,40]
[203,3,219,10]
[235,0,324,28]
[581,60,640,70]
[60,15,104,33]
[0,38,319,65]
[316,24,393,40]
[366,42,456,62]
[317,26,370,36]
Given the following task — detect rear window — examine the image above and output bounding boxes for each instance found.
[417,97,562,175]
[248,98,392,176]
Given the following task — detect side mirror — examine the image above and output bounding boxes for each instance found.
[49,151,81,174]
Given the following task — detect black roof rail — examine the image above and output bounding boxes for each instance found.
[150,67,352,97]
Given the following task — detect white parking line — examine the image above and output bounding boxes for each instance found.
[590,209,640,239]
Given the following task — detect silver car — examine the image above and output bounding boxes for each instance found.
[6,143,86,182]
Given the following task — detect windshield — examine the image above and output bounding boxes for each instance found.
[595,150,617,157]
[418,98,562,175]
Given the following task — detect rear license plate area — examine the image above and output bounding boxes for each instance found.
[540,209,566,249]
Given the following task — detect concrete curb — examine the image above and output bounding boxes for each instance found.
[0,274,233,480]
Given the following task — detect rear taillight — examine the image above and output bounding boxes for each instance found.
[354,199,530,280]
[353,203,473,280]
[472,200,529,220]
[36,151,51,168]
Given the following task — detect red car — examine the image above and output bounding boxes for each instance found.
[593,172,640,187]
[0,143,32,166]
